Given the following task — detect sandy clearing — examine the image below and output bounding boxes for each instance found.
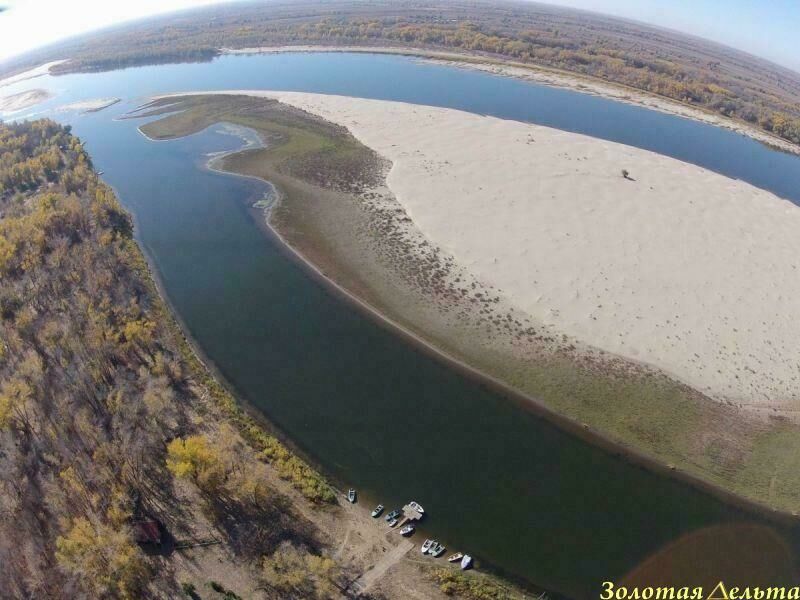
[352,538,415,593]
[168,90,800,408]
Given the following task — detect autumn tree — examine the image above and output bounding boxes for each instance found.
[55,518,147,599]
[166,434,227,491]
[261,542,338,599]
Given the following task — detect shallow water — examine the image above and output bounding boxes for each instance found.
[6,52,800,597]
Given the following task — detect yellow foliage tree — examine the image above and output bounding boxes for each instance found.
[166,434,225,490]
[261,543,338,599]
[55,517,147,599]
[0,378,33,430]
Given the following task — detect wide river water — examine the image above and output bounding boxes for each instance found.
[5,52,800,597]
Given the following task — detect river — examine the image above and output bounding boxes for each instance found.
[5,52,800,597]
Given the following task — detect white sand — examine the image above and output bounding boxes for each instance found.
[0,89,50,114]
[0,60,65,88]
[165,90,800,407]
[58,97,120,113]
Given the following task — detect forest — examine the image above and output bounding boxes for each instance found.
[0,119,342,598]
[7,0,798,147]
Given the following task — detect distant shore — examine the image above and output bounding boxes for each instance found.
[220,45,800,156]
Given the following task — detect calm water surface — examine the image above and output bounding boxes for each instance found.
[8,53,800,597]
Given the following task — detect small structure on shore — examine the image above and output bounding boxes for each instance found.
[133,519,162,546]
[396,502,425,528]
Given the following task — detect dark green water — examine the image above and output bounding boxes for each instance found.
[13,53,800,597]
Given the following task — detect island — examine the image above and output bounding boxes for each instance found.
[137,92,800,516]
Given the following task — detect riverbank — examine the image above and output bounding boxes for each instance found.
[138,92,800,520]
[220,45,800,157]
[134,116,535,599]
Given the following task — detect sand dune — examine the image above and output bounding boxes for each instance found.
[185,91,800,408]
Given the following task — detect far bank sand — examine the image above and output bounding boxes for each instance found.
[0,60,65,88]
[220,46,799,156]
[183,91,800,410]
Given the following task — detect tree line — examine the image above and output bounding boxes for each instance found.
[37,1,800,148]
[0,119,336,598]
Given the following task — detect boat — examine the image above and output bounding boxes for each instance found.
[347,489,356,503]
[384,509,401,522]
[399,524,415,536]
[460,554,473,570]
[387,517,399,528]
[447,552,463,563]
[408,501,425,514]
[430,542,446,557]
[421,539,433,554]
[371,504,384,518]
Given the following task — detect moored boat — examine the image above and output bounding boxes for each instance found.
[399,524,415,536]
[384,509,401,522]
[430,541,446,557]
[347,489,356,503]
[371,504,384,518]
[408,501,425,514]
[421,539,433,554]
[447,552,463,563]
[460,554,473,570]
[387,517,399,528]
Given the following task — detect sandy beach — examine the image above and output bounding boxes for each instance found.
[277,92,800,408]
[171,90,800,412]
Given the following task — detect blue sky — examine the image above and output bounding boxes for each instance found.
[546,0,800,72]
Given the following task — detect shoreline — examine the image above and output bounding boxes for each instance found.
[136,105,800,528]
[134,115,556,595]
[219,45,800,157]
[130,123,353,493]
[154,91,800,409]
[258,188,800,528]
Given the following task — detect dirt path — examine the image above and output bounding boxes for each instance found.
[351,538,415,593]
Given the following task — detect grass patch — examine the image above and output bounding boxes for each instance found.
[432,568,536,600]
